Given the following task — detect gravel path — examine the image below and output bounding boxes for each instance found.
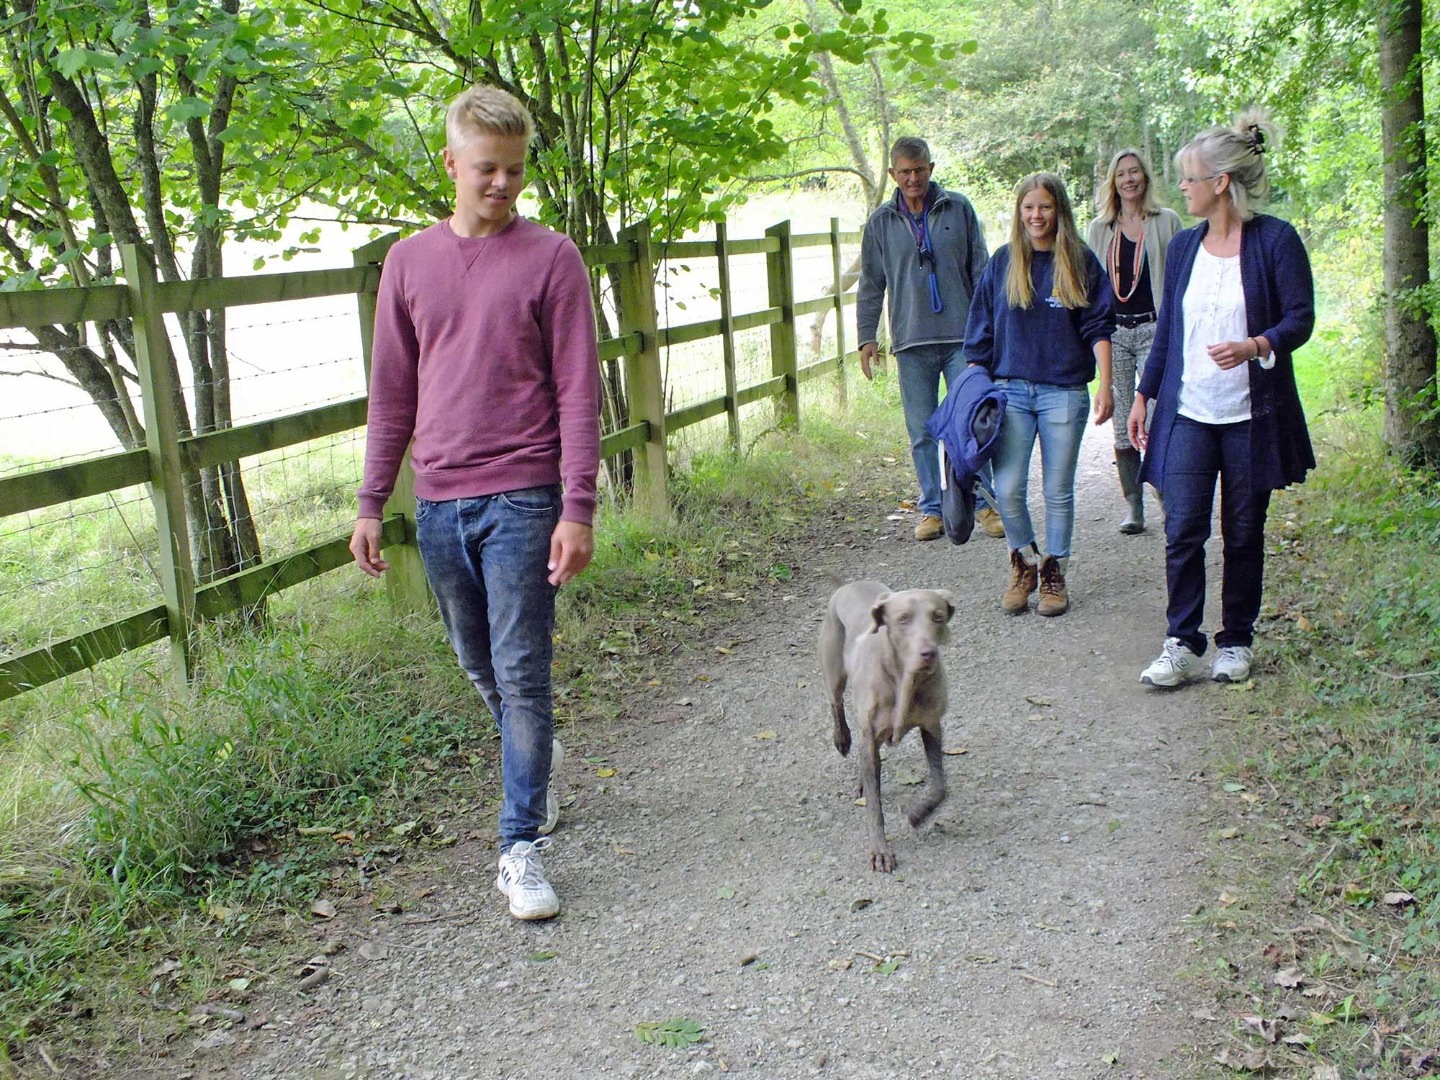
[215,425,1232,1080]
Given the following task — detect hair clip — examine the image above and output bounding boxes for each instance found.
[1247,123,1267,154]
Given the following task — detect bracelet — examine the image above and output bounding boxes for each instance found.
[1249,337,1262,360]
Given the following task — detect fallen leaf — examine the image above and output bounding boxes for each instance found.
[1214,1046,1270,1071]
[827,956,852,971]
[332,831,355,845]
[942,746,969,756]
[227,977,250,993]
[527,950,557,962]
[1218,827,1241,840]
[853,797,866,807]
[297,826,335,836]
[739,952,759,966]
[717,886,736,901]
[310,899,337,920]
[1024,696,1052,707]
[753,730,778,740]
[1297,614,1314,632]
[358,941,390,962]
[150,958,182,980]
[848,897,872,912]
[1274,968,1304,988]
[1383,891,1416,907]
[1241,1015,1279,1043]
[895,771,924,786]
[1218,891,1240,906]
[714,646,732,655]
[390,820,419,838]
[965,954,999,964]
[596,766,617,778]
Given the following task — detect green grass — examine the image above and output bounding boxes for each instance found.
[0,372,913,1067]
[1195,392,1440,1076]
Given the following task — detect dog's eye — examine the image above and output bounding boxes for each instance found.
[932,611,944,622]
[896,612,911,624]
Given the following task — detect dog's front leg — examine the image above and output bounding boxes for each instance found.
[905,726,947,828]
[857,731,894,872]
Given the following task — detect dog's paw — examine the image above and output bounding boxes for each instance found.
[869,848,896,873]
[833,729,851,757]
[906,799,941,829]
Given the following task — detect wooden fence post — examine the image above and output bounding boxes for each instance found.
[353,233,433,615]
[830,217,848,407]
[616,221,669,518]
[120,243,197,687]
[765,220,799,428]
[714,222,741,455]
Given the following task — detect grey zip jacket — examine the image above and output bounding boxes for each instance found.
[857,183,989,353]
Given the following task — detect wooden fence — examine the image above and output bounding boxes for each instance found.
[0,218,860,701]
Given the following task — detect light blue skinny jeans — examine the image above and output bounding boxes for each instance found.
[992,379,1089,559]
[414,485,560,851]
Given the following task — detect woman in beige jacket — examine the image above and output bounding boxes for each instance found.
[1086,149,1182,534]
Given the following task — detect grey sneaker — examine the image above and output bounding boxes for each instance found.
[1140,637,1201,688]
[496,837,560,920]
[538,737,564,836]
[1211,646,1254,683]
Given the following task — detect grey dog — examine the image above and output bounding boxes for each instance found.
[818,580,955,872]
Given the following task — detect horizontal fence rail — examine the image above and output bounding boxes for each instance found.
[0,220,863,701]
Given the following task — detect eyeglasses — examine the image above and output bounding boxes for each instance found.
[1181,173,1220,185]
[892,166,933,180]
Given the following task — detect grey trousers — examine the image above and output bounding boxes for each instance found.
[1111,321,1158,451]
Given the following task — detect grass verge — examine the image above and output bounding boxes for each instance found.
[0,375,912,1070]
[1193,407,1440,1078]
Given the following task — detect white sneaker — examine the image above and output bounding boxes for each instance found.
[1211,646,1254,683]
[496,837,560,920]
[538,737,564,836]
[1140,637,1201,688]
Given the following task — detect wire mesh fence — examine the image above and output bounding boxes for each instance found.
[0,219,860,701]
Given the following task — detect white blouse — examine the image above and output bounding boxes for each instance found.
[1178,247,1250,424]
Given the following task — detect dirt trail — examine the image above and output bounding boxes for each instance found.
[220,426,1232,1080]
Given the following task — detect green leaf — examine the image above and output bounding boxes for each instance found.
[716,886,736,900]
[635,1018,705,1048]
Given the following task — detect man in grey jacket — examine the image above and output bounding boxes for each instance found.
[858,136,996,541]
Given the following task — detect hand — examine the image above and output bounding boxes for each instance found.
[1207,339,1255,371]
[859,342,877,381]
[1127,396,1148,452]
[349,517,389,578]
[548,520,595,586]
[1091,384,1114,426]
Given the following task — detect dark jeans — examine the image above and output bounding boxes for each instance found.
[414,486,560,850]
[1161,416,1271,655]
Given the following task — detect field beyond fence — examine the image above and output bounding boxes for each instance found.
[0,218,861,703]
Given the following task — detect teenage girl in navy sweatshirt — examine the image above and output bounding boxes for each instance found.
[964,173,1115,616]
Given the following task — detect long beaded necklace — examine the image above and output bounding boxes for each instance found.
[1107,217,1146,303]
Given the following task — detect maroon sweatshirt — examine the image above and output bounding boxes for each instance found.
[357,216,602,525]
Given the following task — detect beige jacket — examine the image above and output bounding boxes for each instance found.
[1086,207,1183,310]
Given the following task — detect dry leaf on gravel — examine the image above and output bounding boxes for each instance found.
[358,941,389,962]
[942,746,969,756]
[752,730,778,740]
[1274,968,1304,988]
[1383,891,1416,907]
[310,899,337,920]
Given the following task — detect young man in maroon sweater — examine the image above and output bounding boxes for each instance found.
[350,85,601,921]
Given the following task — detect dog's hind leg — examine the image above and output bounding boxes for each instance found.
[905,726,948,828]
[858,731,894,872]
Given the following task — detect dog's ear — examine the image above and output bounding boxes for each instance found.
[870,593,891,631]
[936,589,956,622]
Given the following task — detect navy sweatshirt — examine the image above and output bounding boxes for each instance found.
[963,247,1115,387]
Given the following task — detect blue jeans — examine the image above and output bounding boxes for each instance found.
[1160,416,1271,655]
[897,343,969,518]
[414,486,559,850]
[991,380,1089,558]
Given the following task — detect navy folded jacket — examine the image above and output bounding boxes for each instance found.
[925,365,1007,544]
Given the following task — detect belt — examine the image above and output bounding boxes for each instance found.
[1115,312,1157,328]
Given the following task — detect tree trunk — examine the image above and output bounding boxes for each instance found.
[1377,0,1440,468]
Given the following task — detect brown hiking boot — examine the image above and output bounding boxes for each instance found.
[1037,556,1069,617]
[1002,548,1038,613]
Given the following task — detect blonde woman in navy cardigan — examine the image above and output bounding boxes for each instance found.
[1129,112,1315,688]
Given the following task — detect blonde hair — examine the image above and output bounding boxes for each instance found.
[1094,148,1160,225]
[1006,173,1091,309]
[446,85,534,149]
[1176,109,1279,221]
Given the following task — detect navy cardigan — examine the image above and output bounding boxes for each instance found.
[1137,214,1316,494]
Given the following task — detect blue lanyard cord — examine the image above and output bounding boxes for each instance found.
[900,195,943,315]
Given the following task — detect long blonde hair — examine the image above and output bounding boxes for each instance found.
[1006,173,1091,310]
[1094,148,1160,226]
[1176,110,1280,221]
